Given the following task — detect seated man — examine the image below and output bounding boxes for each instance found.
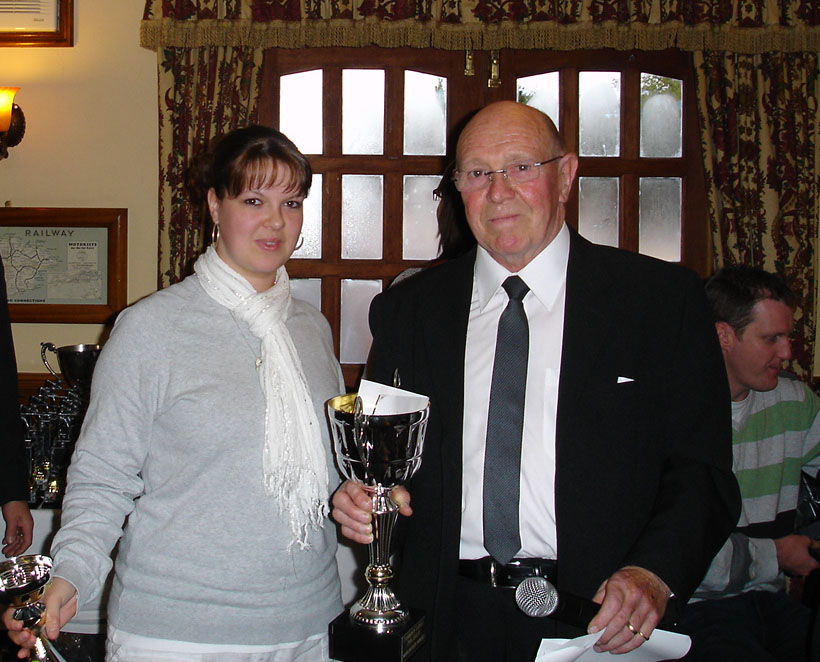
[681,265,820,661]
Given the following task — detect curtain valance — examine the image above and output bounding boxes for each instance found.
[141,0,820,53]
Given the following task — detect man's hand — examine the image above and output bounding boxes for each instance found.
[774,534,820,577]
[1,501,33,557]
[2,576,77,658]
[331,481,412,544]
[588,566,670,654]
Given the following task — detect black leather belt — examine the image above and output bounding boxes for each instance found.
[458,556,558,589]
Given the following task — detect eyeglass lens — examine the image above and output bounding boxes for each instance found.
[454,156,563,192]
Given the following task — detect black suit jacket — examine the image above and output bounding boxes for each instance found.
[0,258,27,506]
[366,229,740,659]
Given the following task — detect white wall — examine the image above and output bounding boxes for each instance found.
[0,0,158,371]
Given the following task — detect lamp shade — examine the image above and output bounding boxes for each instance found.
[0,88,20,133]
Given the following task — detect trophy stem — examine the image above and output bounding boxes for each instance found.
[349,486,409,633]
[12,607,68,662]
[370,487,398,566]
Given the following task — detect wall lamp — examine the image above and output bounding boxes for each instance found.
[0,87,26,161]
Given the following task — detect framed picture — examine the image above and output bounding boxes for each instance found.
[0,0,74,47]
[0,207,127,323]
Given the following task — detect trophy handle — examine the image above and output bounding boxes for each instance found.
[40,343,61,381]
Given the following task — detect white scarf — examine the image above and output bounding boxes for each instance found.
[194,246,328,548]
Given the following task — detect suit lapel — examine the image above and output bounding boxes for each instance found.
[420,251,474,556]
[421,250,474,468]
[557,231,615,416]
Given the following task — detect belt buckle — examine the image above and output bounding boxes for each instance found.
[489,559,498,588]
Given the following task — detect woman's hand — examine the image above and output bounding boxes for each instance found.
[2,577,78,658]
[332,481,412,544]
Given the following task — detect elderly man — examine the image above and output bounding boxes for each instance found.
[679,266,820,661]
[333,101,740,661]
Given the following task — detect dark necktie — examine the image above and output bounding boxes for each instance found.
[483,275,530,565]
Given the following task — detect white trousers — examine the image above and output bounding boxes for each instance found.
[105,634,330,662]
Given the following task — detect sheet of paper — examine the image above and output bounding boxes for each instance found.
[357,379,429,415]
[535,629,691,662]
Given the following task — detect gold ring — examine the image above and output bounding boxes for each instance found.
[626,622,649,641]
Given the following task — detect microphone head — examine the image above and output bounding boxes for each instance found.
[515,575,559,618]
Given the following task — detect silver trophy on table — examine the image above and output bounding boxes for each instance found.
[40,343,100,393]
[327,380,429,661]
[0,555,68,662]
[24,343,101,506]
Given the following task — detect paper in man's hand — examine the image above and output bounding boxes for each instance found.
[535,629,690,662]
[357,379,429,415]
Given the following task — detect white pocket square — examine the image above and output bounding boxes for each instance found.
[617,376,634,384]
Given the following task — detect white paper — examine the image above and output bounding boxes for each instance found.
[357,379,429,415]
[535,629,691,662]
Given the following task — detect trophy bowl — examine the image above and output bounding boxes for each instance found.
[329,392,425,490]
[328,391,428,641]
[0,555,67,662]
[41,343,100,389]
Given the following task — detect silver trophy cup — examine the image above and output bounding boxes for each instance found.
[0,555,68,662]
[328,392,428,633]
[40,343,100,390]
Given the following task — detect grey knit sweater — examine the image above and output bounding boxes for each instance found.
[51,274,345,645]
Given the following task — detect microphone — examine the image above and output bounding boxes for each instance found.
[515,576,601,630]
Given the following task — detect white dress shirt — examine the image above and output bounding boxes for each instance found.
[459,223,569,560]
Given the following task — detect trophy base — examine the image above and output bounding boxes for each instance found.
[350,600,409,630]
[329,609,425,661]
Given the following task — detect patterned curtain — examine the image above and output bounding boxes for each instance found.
[156,46,263,288]
[695,52,820,378]
[142,0,820,52]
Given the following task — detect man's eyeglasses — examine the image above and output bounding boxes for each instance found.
[452,155,563,193]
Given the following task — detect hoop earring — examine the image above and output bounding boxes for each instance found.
[211,223,220,246]
[294,236,304,251]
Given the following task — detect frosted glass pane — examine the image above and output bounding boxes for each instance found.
[341,279,382,364]
[639,177,681,262]
[343,70,385,155]
[291,279,321,311]
[579,71,621,157]
[640,74,682,158]
[578,177,619,247]
[342,175,383,259]
[280,70,323,155]
[517,72,560,130]
[403,175,441,260]
[292,174,321,259]
[403,71,447,156]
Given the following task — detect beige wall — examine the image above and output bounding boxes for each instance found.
[1,0,158,372]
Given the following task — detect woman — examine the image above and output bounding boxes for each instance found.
[431,160,475,262]
[391,161,475,286]
[4,126,344,661]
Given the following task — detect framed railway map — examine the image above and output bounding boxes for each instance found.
[0,207,127,323]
